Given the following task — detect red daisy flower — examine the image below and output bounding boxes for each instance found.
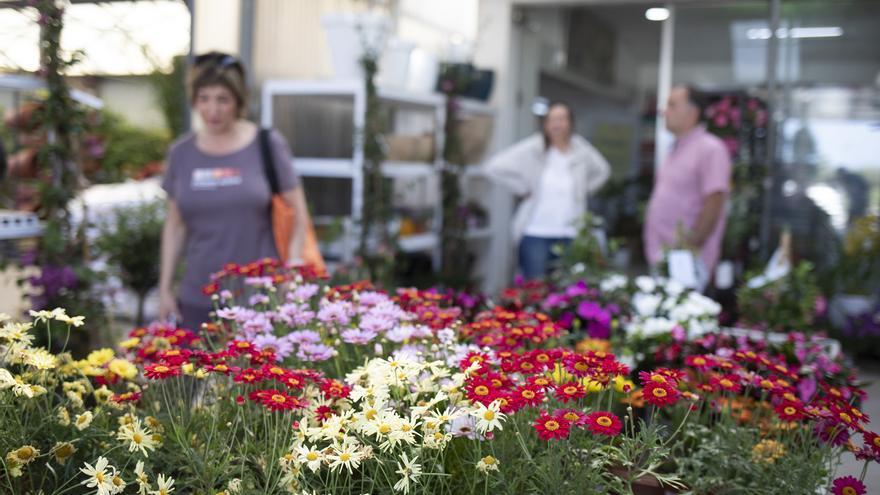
[710,374,743,393]
[459,352,491,372]
[774,401,806,422]
[527,374,554,389]
[642,381,680,407]
[262,364,292,381]
[206,363,240,375]
[585,411,622,437]
[260,390,305,412]
[554,382,587,403]
[563,354,595,377]
[638,371,673,387]
[864,431,880,456]
[466,377,501,406]
[155,349,192,366]
[144,363,180,380]
[228,340,255,355]
[831,475,866,495]
[320,379,351,399]
[532,412,571,441]
[685,355,716,371]
[313,405,336,422]
[233,368,263,384]
[515,384,545,408]
[554,408,588,427]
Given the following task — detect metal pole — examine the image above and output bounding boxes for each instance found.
[654,4,675,170]
[183,0,195,133]
[759,0,781,260]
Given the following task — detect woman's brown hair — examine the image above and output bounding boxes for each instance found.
[187,52,248,117]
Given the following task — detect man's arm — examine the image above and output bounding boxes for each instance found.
[688,191,726,248]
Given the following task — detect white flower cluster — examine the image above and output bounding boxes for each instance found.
[626,276,721,339]
[279,354,503,494]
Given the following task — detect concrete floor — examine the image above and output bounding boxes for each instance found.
[834,360,880,492]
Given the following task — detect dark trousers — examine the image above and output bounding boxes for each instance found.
[518,235,571,280]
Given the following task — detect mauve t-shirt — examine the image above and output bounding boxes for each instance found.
[161,129,299,306]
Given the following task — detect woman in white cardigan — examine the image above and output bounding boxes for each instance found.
[485,102,611,279]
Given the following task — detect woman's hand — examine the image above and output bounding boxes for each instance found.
[158,288,180,323]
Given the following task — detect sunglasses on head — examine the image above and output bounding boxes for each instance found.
[194,53,243,73]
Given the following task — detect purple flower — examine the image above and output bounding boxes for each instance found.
[798,375,817,402]
[359,313,395,333]
[242,313,273,335]
[366,301,409,321]
[543,293,569,309]
[220,290,234,302]
[318,301,354,326]
[565,281,589,298]
[244,276,274,288]
[253,334,293,359]
[289,283,320,302]
[297,342,335,362]
[277,303,315,326]
[341,328,377,345]
[217,306,246,321]
[287,329,321,345]
[249,294,270,306]
[557,312,575,329]
[586,321,611,340]
[385,325,415,343]
[357,291,389,307]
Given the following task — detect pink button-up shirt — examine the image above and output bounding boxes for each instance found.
[644,126,732,273]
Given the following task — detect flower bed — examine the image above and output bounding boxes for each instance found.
[1,259,876,494]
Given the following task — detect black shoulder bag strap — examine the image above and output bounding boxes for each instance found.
[258,128,280,195]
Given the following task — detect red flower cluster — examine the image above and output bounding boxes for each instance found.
[125,324,201,364]
[460,307,563,351]
[204,258,327,296]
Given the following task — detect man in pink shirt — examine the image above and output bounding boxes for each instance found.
[644,85,732,280]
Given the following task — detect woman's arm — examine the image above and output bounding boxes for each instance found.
[281,185,307,263]
[584,145,611,195]
[484,136,539,197]
[158,199,186,320]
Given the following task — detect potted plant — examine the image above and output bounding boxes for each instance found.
[829,215,879,327]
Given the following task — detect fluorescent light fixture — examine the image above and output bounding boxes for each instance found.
[645,7,669,22]
[746,26,843,40]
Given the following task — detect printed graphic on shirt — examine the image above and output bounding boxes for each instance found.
[191,167,243,190]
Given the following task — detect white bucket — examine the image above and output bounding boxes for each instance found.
[405,48,439,94]
[378,38,415,89]
[322,12,391,79]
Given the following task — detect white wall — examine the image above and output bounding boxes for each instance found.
[97,77,166,130]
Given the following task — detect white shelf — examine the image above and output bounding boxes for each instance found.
[398,232,438,252]
[465,227,492,241]
[377,87,445,108]
[295,158,354,178]
[382,161,437,179]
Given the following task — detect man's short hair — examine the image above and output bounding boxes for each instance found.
[682,84,709,123]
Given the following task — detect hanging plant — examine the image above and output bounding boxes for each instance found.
[357,49,395,285]
[438,66,474,288]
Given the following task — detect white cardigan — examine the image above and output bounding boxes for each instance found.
[484,133,610,243]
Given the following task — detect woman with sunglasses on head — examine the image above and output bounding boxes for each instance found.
[158,52,307,331]
[485,101,611,280]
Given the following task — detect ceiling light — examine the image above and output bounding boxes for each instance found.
[746,26,843,40]
[645,8,669,22]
